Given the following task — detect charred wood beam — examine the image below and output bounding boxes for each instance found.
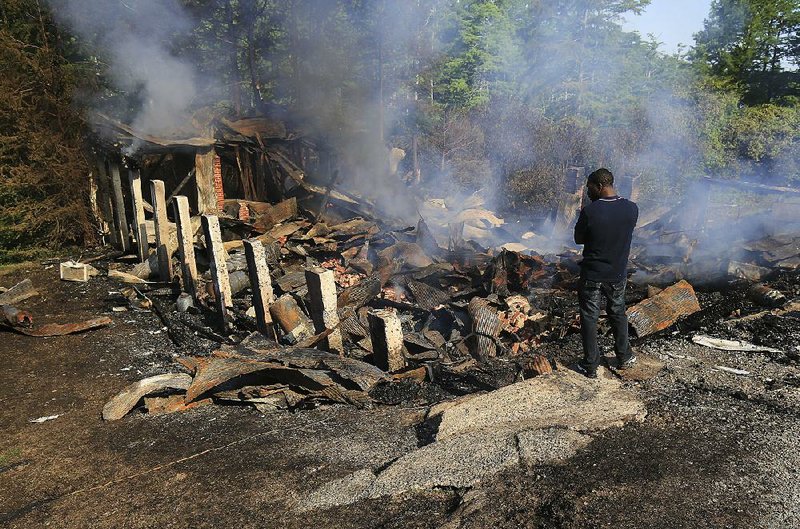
[93,156,118,247]
[626,280,701,337]
[150,180,173,282]
[202,214,233,325]
[0,279,38,305]
[234,146,258,201]
[173,196,198,299]
[552,166,585,236]
[196,148,218,214]
[109,161,131,252]
[269,294,313,344]
[129,168,149,262]
[165,169,196,208]
[315,170,340,221]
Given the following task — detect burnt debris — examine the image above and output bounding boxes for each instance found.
[53,117,800,420]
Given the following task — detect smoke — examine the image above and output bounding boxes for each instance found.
[276,1,716,246]
[50,0,199,137]
[445,0,800,270]
[270,0,446,223]
[47,0,797,263]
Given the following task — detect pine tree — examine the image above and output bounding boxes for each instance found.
[693,0,800,103]
[0,0,98,260]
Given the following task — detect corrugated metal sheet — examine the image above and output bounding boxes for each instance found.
[626,280,700,337]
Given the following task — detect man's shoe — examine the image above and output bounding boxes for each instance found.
[618,355,638,370]
[573,363,597,379]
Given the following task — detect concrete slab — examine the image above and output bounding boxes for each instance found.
[516,427,592,466]
[432,367,646,441]
[368,430,519,496]
[295,469,376,512]
[298,367,647,511]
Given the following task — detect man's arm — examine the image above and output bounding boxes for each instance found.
[574,208,588,245]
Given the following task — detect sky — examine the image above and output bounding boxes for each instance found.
[622,0,714,54]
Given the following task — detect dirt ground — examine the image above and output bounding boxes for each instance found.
[1,261,799,529]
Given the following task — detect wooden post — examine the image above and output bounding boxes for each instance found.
[553,166,585,236]
[617,174,640,201]
[93,157,118,248]
[201,215,232,321]
[368,309,405,372]
[688,179,712,236]
[305,267,343,354]
[565,166,584,194]
[270,294,313,343]
[629,174,642,203]
[195,148,218,214]
[128,169,148,262]
[173,196,198,298]
[243,239,276,338]
[108,162,131,252]
[150,180,172,281]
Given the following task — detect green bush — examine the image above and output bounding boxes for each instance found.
[0,1,96,263]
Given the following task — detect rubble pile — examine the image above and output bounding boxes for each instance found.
[88,184,800,421]
[8,120,797,420]
[630,185,800,288]
[97,196,596,419]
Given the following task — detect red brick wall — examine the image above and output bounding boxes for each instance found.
[213,154,224,212]
[238,202,249,221]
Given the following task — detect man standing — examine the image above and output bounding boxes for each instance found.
[573,168,638,378]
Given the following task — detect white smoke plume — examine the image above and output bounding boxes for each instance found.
[50,0,199,136]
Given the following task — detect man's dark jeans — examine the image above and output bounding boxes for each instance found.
[578,277,633,373]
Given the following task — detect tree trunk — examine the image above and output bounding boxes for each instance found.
[290,0,300,108]
[413,134,420,184]
[247,24,259,107]
[575,7,589,118]
[377,3,385,146]
[225,0,242,114]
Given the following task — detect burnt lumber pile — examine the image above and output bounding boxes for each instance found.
[85,142,800,420]
[100,176,800,420]
[102,334,387,421]
[101,187,601,419]
[631,177,800,286]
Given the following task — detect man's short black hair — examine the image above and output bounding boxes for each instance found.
[588,168,614,188]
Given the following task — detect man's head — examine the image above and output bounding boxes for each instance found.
[586,168,614,201]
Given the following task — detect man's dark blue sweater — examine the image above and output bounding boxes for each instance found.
[573,196,638,282]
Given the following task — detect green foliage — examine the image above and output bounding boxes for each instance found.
[726,104,799,161]
[0,0,97,262]
[691,79,799,183]
[433,0,520,109]
[3,0,800,260]
[693,0,800,103]
[693,88,743,171]
[717,103,800,181]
